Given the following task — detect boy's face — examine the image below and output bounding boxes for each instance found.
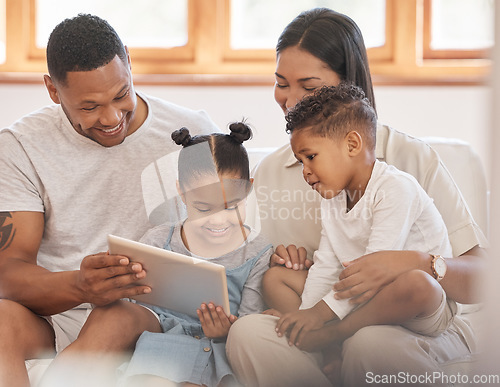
[44,54,146,147]
[290,128,354,200]
[181,175,250,250]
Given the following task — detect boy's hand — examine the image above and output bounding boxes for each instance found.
[261,308,282,317]
[197,302,237,339]
[275,301,334,347]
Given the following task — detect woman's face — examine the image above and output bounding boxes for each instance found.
[274,45,342,114]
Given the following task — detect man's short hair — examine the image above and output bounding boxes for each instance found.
[46,14,127,84]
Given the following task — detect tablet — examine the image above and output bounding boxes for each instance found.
[107,234,230,317]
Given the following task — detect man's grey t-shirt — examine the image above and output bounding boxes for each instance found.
[0,92,219,273]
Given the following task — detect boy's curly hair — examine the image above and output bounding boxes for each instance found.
[285,83,377,150]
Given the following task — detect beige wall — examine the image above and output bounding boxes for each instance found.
[0,83,491,183]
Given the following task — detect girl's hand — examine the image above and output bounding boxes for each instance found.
[197,302,237,339]
[270,244,312,271]
[333,251,423,305]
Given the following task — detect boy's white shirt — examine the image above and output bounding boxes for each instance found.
[299,160,453,319]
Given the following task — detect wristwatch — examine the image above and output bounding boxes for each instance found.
[430,254,447,282]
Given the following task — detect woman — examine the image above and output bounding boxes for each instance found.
[226,8,487,387]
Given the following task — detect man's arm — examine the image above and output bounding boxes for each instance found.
[0,211,152,316]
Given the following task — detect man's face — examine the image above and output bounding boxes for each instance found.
[44,55,144,147]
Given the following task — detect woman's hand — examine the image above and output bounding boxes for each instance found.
[197,302,237,340]
[270,244,312,271]
[333,251,424,305]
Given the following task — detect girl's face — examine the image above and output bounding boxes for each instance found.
[274,45,342,114]
[181,173,250,256]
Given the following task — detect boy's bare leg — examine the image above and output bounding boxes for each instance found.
[321,342,343,386]
[40,300,161,387]
[0,299,56,387]
[295,269,442,384]
[298,269,443,351]
[262,266,308,313]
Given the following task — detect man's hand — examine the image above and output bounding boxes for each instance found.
[270,244,312,271]
[76,252,151,306]
[275,301,334,347]
[197,302,237,339]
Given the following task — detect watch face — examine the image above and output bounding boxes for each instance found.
[435,258,447,276]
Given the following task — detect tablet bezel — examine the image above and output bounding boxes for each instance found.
[107,234,230,317]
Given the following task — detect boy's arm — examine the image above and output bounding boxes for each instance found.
[0,211,151,316]
[334,177,447,305]
[301,229,352,319]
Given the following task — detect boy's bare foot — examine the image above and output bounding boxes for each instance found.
[322,343,343,386]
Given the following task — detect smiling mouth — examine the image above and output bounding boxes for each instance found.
[98,121,125,136]
[206,226,229,235]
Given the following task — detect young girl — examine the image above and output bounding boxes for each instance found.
[122,122,272,387]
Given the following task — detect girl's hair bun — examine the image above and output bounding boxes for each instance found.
[171,127,192,147]
[229,121,252,144]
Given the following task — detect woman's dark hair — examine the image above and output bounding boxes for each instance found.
[171,122,252,189]
[286,83,377,150]
[46,14,127,85]
[277,7,376,114]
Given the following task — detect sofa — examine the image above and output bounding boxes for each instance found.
[27,137,489,386]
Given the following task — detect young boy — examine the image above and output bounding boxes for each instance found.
[262,83,457,353]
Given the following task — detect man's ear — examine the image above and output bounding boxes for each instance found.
[346,131,363,156]
[43,75,60,104]
[125,46,132,71]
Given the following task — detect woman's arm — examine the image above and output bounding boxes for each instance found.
[333,245,486,305]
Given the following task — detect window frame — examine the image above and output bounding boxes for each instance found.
[0,0,492,85]
[422,0,492,60]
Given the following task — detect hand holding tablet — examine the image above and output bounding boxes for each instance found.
[107,234,231,317]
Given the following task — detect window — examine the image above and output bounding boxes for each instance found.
[424,0,494,59]
[35,0,188,49]
[0,0,5,64]
[230,0,386,50]
[0,0,493,85]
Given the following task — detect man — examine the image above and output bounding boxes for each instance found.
[0,14,218,386]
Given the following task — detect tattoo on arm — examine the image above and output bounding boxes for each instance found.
[0,212,16,251]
